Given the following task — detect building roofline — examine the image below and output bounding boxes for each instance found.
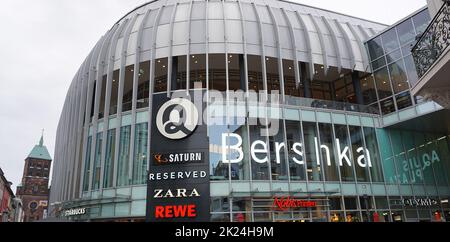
[109,0,389,32]
[278,0,388,26]
[365,5,428,43]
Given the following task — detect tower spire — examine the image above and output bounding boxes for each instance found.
[39,129,44,146]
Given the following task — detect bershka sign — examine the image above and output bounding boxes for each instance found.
[272,197,317,211]
[146,91,210,222]
[153,152,204,165]
[222,133,373,168]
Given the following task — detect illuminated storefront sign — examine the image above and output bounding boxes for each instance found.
[146,92,210,222]
[153,152,204,165]
[402,198,439,207]
[272,197,317,211]
[64,208,86,217]
[222,133,373,168]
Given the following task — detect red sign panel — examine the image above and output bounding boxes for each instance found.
[273,197,317,211]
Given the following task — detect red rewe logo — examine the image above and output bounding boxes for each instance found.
[155,204,197,219]
[273,197,317,211]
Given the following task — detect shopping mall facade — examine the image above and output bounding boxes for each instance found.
[49,0,450,222]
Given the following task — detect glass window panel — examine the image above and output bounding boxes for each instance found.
[132,123,148,185]
[404,131,424,184]
[397,19,416,46]
[283,59,303,98]
[173,55,187,90]
[228,54,244,91]
[344,197,358,210]
[319,123,339,182]
[270,119,288,180]
[92,132,103,190]
[376,129,397,184]
[98,75,107,119]
[122,65,134,112]
[190,54,207,89]
[413,10,431,35]
[360,76,378,105]
[391,130,410,184]
[386,49,402,64]
[423,133,438,185]
[303,122,322,181]
[103,129,116,188]
[286,120,306,181]
[335,124,355,182]
[209,54,227,92]
[371,57,386,70]
[249,124,270,180]
[349,126,369,182]
[117,125,131,186]
[374,67,393,99]
[380,98,396,115]
[382,28,400,53]
[403,55,419,87]
[110,70,120,115]
[396,92,413,110]
[90,81,96,120]
[210,116,229,181]
[435,136,450,186]
[364,127,384,182]
[367,37,384,60]
[247,55,264,92]
[137,61,150,109]
[154,58,168,93]
[266,57,280,95]
[229,117,251,180]
[82,136,92,191]
[389,60,409,94]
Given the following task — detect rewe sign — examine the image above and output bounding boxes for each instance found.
[222,133,373,168]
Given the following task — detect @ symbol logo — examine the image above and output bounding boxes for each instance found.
[156,98,199,140]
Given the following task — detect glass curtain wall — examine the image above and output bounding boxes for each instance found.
[365,9,431,114]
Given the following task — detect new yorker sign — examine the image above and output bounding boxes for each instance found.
[146,91,210,222]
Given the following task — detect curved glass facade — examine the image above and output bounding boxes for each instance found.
[50,0,450,222]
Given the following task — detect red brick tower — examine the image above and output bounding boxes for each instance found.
[16,134,52,222]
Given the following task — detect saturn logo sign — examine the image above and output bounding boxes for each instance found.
[156,98,199,140]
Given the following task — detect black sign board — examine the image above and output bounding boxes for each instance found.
[146,91,210,222]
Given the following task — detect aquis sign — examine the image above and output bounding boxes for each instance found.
[272,197,317,211]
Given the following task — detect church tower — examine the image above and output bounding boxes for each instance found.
[16,134,52,222]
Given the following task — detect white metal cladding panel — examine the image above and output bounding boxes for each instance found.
[127,32,138,55]
[175,3,190,21]
[191,20,206,44]
[208,19,225,43]
[262,23,277,47]
[141,27,154,51]
[279,26,292,50]
[208,1,223,19]
[244,21,260,45]
[226,20,243,43]
[173,21,189,45]
[242,3,257,21]
[156,24,171,48]
[224,2,241,19]
[132,14,145,33]
[191,1,206,19]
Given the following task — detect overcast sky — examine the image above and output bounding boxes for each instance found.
[0,0,426,192]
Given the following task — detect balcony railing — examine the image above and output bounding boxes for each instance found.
[412,1,450,78]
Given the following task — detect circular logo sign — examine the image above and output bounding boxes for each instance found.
[156,98,199,140]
